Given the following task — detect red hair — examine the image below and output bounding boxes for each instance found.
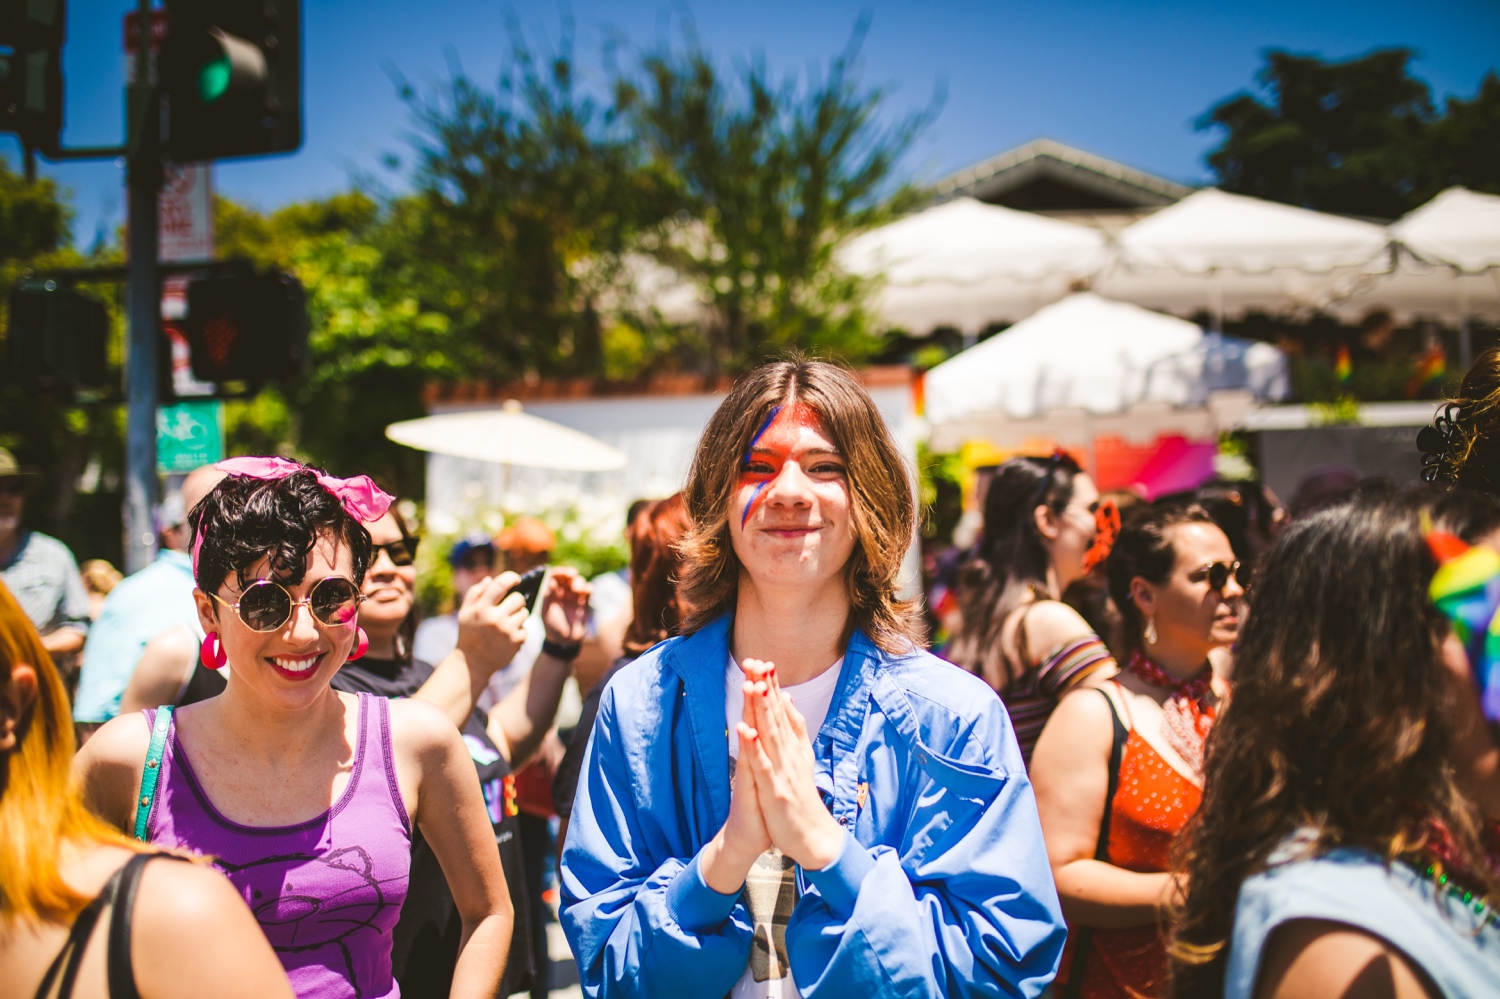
[622,494,693,655]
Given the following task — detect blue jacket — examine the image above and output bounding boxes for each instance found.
[560,614,1066,998]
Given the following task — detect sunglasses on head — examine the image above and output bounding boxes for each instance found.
[1188,560,1251,592]
[372,537,419,567]
[211,576,364,633]
[1028,449,1070,509]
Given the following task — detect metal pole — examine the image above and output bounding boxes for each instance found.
[123,0,160,573]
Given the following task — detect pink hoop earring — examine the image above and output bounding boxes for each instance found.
[350,627,369,661]
[199,632,227,671]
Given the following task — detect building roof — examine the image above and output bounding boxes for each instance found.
[934,138,1194,211]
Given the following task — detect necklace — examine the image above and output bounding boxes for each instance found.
[1125,649,1217,779]
[1403,818,1500,929]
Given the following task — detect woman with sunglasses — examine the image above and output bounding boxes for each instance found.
[1030,503,1243,999]
[949,452,1117,763]
[331,505,590,999]
[75,459,513,999]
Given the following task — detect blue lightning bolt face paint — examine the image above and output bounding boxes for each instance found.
[736,403,823,529]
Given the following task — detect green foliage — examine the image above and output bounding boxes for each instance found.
[621,21,934,370]
[1200,49,1500,216]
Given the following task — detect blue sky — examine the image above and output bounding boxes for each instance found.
[10,0,1499,248]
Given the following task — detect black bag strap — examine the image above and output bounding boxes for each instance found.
[31,889,113,999]
[1062,685,1130,999]
[106,853,185,999]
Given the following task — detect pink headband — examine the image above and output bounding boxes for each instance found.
[191,456,395,574]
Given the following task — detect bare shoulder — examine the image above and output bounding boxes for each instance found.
[73,711,154,831]
[1256,919,1439,999]
[387,695,465,757]
[1029,682,1117,777]
[1021,600,1099,659]
[133,856,295,999]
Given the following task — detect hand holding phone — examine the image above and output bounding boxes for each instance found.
[505,565,548,614]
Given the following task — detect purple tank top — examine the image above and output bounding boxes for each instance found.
[143,693,412,999]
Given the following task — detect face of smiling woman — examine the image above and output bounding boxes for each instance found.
[726,403,858,600]
[194,531,360,709]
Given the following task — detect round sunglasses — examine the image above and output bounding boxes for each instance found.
[211,576,364,633]
[1187,560,1252,592]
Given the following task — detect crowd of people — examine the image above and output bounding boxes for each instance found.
[2,354,1499,999]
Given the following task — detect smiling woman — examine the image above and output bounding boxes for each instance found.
[72,459,514,999]
[561,360,1067,999]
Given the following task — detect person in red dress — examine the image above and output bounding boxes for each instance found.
[1031,503,1245,999]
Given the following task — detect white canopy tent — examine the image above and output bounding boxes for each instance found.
[1094,188,1393,324]
[839,197,1108,335]
[924,292,1288,449]
[1333,187,1500,326]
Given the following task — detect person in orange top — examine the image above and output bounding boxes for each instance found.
[1031,503,1245,999]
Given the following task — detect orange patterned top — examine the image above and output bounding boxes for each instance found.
[1056,718,1203,999]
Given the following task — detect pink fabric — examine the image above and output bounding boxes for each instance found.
[192,457,394,573]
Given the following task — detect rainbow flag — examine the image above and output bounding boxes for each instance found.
[1427,530,1500,724]
[1406,345,1447,398]
[1334,344,1352,385]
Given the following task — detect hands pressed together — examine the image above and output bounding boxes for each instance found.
[701,659,847,895]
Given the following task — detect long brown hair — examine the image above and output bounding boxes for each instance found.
[622,494,692,656]
[1168,487,1500,997]
[950,452,1084,691]
[0,583,140,924]
[677,359,920,653]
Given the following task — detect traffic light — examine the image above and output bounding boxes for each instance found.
[183,271,307,383]
[6,279,108,392]
[0,0,66,155]
[160,0,301,162]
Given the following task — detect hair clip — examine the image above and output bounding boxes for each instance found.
[1417,403,1463,485]
[1082,498,1121,572]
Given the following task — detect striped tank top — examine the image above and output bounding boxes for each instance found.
[1001,606,1114,763]
[141,692,412,999]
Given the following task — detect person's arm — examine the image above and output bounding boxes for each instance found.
[413,572,527,731]
[133,857,296,999]
[1022,601,1118,696]
[46,553,93,650]
[42,626,85,654]
[739,661,1066,999]
[392,697,514,999]
[1029,686,1177,928]
[72,711,153,833]
[120,626,198,716]
[559,680,763,999]
[487,567,590,767]
[1254,919,1439,999]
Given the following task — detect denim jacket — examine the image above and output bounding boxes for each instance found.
[559,614,1066,998]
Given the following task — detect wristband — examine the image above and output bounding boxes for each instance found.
[541,638,582,662]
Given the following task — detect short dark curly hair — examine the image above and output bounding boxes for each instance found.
[189,468,373,595]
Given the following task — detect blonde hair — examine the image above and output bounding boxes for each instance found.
[677,360,920,653]
[0,582,139,923]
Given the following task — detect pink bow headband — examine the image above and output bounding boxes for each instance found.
[190,456,395,574]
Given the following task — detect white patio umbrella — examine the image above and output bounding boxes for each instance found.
[386,400,628,472]
[840,197,1109,334]
[1095,188,1393,324]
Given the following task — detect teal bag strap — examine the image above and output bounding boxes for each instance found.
[133,706,174,842]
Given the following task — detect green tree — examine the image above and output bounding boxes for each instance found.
[1427,72,1500,197]
[1199,49,1436,217]
[620,22,935,370]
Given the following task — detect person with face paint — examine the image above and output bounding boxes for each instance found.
[72,459,513,999]
[560,361,1066,999]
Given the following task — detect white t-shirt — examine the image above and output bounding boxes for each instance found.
[724,655,843,999]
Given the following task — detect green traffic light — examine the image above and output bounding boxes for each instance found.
[199,56,233,104]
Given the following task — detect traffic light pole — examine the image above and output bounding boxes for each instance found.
[123,0,160,575]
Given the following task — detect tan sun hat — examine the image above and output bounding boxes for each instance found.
[0,448,40,486]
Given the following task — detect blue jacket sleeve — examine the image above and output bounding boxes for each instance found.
[787,699,1067,999]
[559,684,754,998]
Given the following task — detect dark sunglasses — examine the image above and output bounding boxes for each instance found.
[1188,560,1252,592]
[211,576,365,632]
[372,537,419,567]
[0,480,27,496]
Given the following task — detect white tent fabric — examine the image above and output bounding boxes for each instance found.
[1095,189,1392,320]
[923,292,1286,427]
[1392,187,1500,272]
[840,198,1108,334]
[386,400,628,471]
